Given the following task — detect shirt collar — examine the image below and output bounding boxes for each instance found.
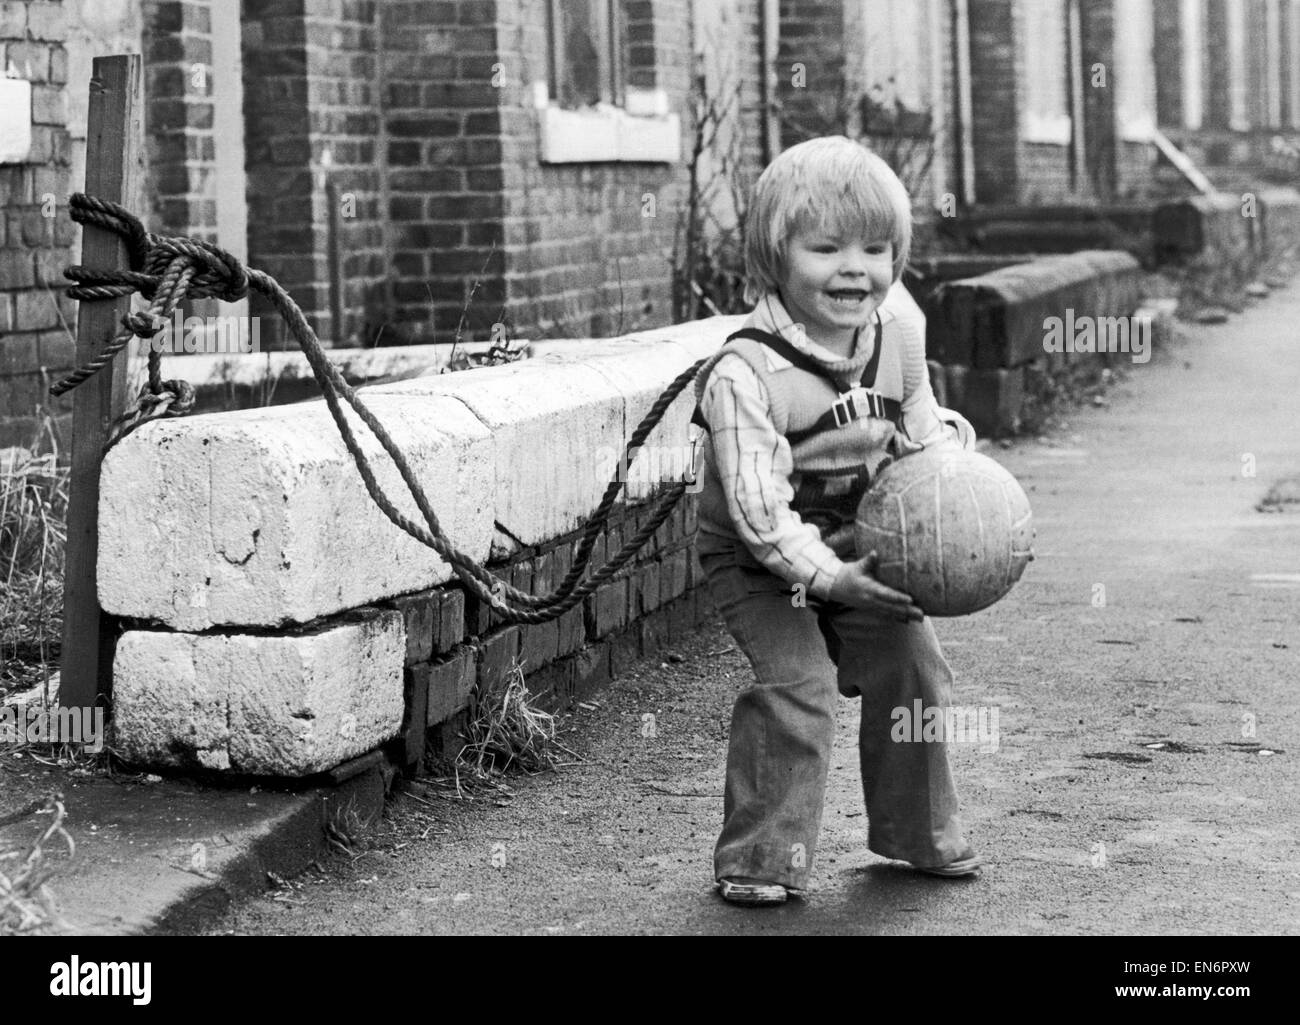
[746,292,881,361]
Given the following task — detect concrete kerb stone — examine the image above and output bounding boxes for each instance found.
[112,608,406,776]
[1154,192,1256,277]
[1259,187,1300,256]
[557,340,701,502]
[100,317,747,778]
[370,360,628,559]
[98,393,495,630]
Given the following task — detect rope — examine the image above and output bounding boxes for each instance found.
[51,193,707,624]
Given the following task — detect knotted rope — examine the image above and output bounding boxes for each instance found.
[51,194,707,625]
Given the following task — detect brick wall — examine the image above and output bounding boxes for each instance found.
[308,0,386,346]
[1202,0,1231,130]
[395,491,712,767]
[142,1,214,239]
[967,0,1129,206]
[1282,0,1295,128]
[0,0,75,451]
[1080,0,1116,199]
[379,0,505,344]
[968,0,1018,204]
[1153,0,1183,128]
[240,0,322,350]
[1246,0,1268,129]
[776,0,855,145]
[237,0,697,348]
[493,0,692,342]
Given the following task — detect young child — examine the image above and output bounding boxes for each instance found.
[690,136,981,905]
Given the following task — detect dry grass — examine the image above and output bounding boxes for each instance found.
[0,792,74,935]
[0,417,68,699]
[324,798,369,860]
[458,659,560,777]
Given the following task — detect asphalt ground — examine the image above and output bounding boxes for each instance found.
[203,278,1300,937]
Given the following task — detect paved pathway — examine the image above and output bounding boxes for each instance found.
[212,280,1300,935]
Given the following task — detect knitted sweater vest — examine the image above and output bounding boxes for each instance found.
[695,310,929,554]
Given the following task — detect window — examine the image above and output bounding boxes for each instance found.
[1181,0,1203,129]
[1020,0,1072,144]
[1291,0,1300,128]
[860,0,931,114]
[1265,0,1283,127]
[538,0,680,163]
[1114,0,1157,141]
[1226,0,1249,130]
[548,0,624,109]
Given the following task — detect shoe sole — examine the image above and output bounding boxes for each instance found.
[914,857,983,878]
[718,879,789,905]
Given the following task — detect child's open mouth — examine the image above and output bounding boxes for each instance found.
[826,289,869,308]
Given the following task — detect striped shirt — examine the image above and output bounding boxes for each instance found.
[694,287,972,600]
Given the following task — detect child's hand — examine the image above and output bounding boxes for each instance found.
[828,552,925,622]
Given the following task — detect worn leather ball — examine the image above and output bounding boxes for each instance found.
[854,446,1034,616]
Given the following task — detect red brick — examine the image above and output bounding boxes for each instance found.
[659,549,689,605]
[0,332,39,374]
[555,605,586,657]
[0,250,35,289]
[13,289,57,330]
[426,645,476,726]
[475,624,520,694]
[584,577,628,638]
[435,588,465,652]
[518,617,559,671]
[400,664,429,768]
[37,329,73,369]
[5,42,49,81]
[30,84,65,125]
[0,3,26,36]
[390,590,437,665]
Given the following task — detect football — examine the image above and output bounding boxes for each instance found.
[854,446,1034,616]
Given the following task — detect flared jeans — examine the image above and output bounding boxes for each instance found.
[698,539,972,890]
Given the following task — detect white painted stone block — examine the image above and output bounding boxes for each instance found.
[99,393,494,629]
[371,361,626,556]
[112,610,404,776]
[618,315,747,360]
[563,341,703,501]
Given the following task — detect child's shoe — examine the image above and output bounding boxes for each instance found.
[912,847,983,878]
[717,876,790,905]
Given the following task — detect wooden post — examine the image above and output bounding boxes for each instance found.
[58,54,143,712]
[326,179,344,345]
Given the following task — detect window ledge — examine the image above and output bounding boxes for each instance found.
[539,102,681,164]
[1021,113,1072,147]
[1118,114,1156,144]
[0,78,32,164]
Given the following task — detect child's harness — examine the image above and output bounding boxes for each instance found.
[690,322,907,533]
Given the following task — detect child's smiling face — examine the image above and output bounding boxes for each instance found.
[779,225,894,351]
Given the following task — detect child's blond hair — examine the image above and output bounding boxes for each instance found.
[743,136,913,305]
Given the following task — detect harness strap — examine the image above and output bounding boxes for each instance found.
[692,317,898,437]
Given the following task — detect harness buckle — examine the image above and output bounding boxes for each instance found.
[830,387,883,429]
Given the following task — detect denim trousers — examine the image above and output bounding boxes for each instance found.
[698,539,970,890]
